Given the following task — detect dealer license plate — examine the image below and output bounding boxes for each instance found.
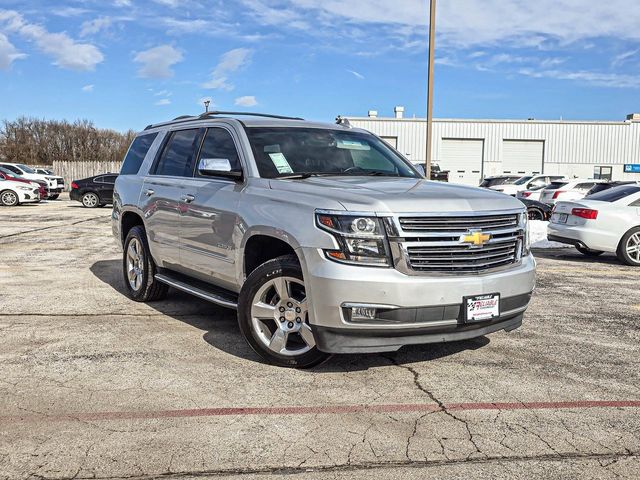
[465,294,500,323]
[557,213,568,223]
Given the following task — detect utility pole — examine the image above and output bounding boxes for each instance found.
[425,0,437,179]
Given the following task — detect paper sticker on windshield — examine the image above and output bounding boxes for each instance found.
[269,153,293,174]
[336,139,370,151]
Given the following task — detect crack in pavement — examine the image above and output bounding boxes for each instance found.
[16,452,639,480]
[383,355,486,460]
[0,216,106,241]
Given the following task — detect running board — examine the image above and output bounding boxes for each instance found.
[154,273,238,309]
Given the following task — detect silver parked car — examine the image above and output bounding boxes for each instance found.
[548,184,640,266]
[112,112,536,367]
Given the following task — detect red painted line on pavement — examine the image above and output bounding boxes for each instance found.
[2,400,639,424]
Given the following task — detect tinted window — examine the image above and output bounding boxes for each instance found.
[575,183,595,190]
[94,176,104,183]
[588,185,640,203]
[197,128,242,174]
[545,181,568,190]
[103,175,117,184]
[0,164,21,175]
[153,129,201,177]
[120,132,158,175]
[514,176,533,185]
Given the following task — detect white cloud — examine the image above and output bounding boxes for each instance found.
[155,98,171,105]
[346,69,364,79]
[202,48,252,90]
[154,89,172,97]
[0,10,104,71]
[153,0,181,7]
[235,95,257,107]
[80,17,112,37]
[519,68,640,89]
[0,32,26,69]
[612,49,639,68]
[114,0,132,6]
[134,44,183,78]
[52,7,89,17]
[81,84,94,92]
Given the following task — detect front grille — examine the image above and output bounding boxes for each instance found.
[398,214,522,273]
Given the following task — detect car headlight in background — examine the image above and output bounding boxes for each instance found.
[316,211,391,266]
[17,186,31,191]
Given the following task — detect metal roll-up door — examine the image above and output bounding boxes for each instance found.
[502,140,544,175]
[439,139,484,186]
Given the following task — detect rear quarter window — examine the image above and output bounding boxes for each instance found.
[120,132,159,175]
[588,185,640,203]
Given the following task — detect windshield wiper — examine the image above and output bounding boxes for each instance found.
[276,172,340,180]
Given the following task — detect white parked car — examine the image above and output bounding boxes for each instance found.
[0,177,41,206]
[491,174,564,196]
[539,178,606,206]
[548,184,640,266]
[0,162,64,199]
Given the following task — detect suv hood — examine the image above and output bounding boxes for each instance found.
[269,177,524,213]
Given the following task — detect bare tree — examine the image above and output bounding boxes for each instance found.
[0,117,135,165]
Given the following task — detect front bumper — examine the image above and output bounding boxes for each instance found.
[300,248,536,353]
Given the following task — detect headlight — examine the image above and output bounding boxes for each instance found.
[520,212,530,256]
[316,212,391,266]
[17,186,31,190]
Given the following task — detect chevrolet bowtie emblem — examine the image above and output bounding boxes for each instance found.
[460,231,491,247]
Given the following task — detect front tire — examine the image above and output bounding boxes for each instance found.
[122,225,168,301]
[576,245,604,257]
[617,227,640,266]
[238,255,329,368]
[82,192,100,208]
[527,207,545,221]
[0,190,19,206]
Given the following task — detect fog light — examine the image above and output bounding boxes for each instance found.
[351,307,377,321]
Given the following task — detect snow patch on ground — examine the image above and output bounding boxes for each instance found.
[530,220,572,249]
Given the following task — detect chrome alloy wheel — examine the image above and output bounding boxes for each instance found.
[82,192,99,207]
[1,190,18,206]
[626,232,640,263]
[250,276,315,356]
[126,238,144,291]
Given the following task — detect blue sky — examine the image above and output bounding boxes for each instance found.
[0,0,639,132]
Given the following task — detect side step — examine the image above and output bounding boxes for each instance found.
[154,273,238,309]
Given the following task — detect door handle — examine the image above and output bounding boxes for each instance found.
[181,194,195,203]
[143,189,155,197]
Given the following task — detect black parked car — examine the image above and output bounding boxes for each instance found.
[413,163,449,182]
[70,173,118,208]
[520,198,552,221]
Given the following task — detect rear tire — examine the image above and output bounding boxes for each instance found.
[238,255,330,368]
[527,207,545,221]
[617,227,640,266]
[576,245,604,257]
[82,192,100,208]
[48,194,59,200]
[0,190,19,206]
[122,225,168,301]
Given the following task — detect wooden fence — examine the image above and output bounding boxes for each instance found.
[51,161,121,191]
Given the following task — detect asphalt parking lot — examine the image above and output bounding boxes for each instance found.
[1,198,639,480]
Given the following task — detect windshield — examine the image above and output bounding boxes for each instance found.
[587,185,640,203]
[17,164,36,174]
[514,176,533,185]
[245,128,420,179]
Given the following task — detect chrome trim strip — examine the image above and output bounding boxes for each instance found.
[154,273,238,309]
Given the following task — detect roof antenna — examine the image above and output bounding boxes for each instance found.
[204,99,211,113]
[335,115,351,128]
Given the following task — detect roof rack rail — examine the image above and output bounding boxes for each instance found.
[172,115,195,120]
[197,111,304,121]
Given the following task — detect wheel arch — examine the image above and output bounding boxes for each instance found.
[241,230,302,280]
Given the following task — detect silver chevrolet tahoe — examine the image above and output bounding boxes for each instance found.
[112,111,536,368]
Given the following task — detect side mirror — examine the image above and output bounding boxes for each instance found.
[198,158,242,179]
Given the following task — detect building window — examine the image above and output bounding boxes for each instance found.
[594,166,612,181]
[380,136,398,149]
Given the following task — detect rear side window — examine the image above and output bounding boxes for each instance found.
[197,128,242,174]
[575,182,595,190]
[120,133,158,175]
[588,185,640,203]
[103,175,117,184]
[153,129,201,177]
[1,164,21,175]
[545,182,568,190]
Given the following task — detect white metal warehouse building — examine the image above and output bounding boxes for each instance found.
[346,107,640,186]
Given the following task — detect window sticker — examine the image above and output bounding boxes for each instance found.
[269,152,294,174]
[336,139,370,151]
